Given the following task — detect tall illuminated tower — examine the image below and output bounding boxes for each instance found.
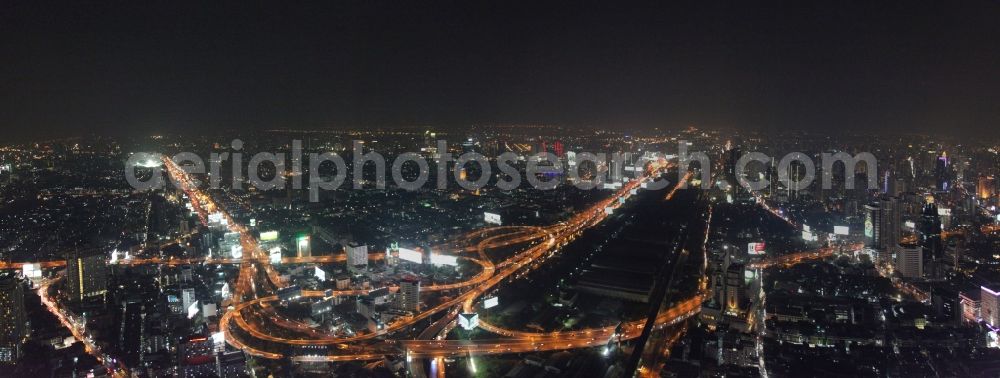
[66,250,108,302]
[0,273,27,363]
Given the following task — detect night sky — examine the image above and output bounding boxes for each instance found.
[2,1,999,141]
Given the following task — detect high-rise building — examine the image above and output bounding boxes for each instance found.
[723,145,742,192]
[893,243,922,278]
[864,203,882,250]
[346,243,368,271]
[724,263,745,315]
[0,273,27,363]
[66,250,108,302]
[934,152,950,191]
[978,175,996,200]
[182,288,197,313]
[879,196,902,252]
[864,198,902,262]
[394,277,421,312]
[919,199,943,277]
[981,286,1000,329]
[117,301,146,368]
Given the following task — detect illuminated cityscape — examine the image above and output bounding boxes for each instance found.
[2,2,1000,378]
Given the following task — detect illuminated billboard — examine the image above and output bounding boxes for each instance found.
[260,230,278,241]
[747,242,766,255]
[230,245,243,259]
[604,207,614,215]
[483,297,499,309]
[314,266,327,281]
[458,313,480,330]
[398,248,423,264]
[802,230,817,242]
[484,212,502,225]
[904,221,916,229]
[211,332,225,349]
[187,301,200,319]
[202,303,217,317]
[22,263,41,279]
[269,247,282,264]
[834,225,850,236]
[208,212,227,225]
[430,254,458,266]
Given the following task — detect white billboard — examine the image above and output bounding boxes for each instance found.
[430,254,458,266]
[187,301,200,319]
[834,225,850,236]
[747,242,766,255]
[484,212,502,225]
[208,212,227,225]
[314,266,326,281]
[938,208,952,216]
[211,331,225,345]
[398,248,423,264]
[202,302,217,317]
[260,230,279,241]
[483,297,499,309]
[22,263,41,278]
[230,245,243,259]
[269,247,282,264]
[604,207,614,215]
[802,230,818,242]
[904,221,916,229]
[458,313,480,330]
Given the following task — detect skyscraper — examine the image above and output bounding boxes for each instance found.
[0,273,27,363]
[346,243,368,273]
[864,203,882,250]
[864,198,902,263]
[724,263,745,315]
[346,243,367,266]
[981,286,1000,329]
[66,250,108,302]
[394,277,421,312]
[935,152,950,191]
[919,199,943,278]
[893,243,923,278]
[978,175,996,200]
[723,145,748,199]
[879,196,902,253]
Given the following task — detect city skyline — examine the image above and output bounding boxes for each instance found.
[2,2,1000,377]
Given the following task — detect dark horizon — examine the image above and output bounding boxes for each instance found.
[3,0,1000,142]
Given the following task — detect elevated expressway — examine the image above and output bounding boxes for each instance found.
[189,160,683,361]
[163,157,845,363]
